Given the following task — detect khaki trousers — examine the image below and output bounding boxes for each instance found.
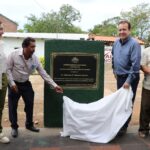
[0,73,7,133]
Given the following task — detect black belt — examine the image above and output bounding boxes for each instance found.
[14,80,29,85]
[117,73,139,78]
[117,74,128,78]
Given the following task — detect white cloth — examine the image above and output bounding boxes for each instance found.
[6,50,57,88]
[61,87,133,143]
[0,40,7,89]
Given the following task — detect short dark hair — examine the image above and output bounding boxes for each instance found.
[22,37,35,48]
[118,20,131,30]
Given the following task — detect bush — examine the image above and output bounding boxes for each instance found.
[39,57,45,68]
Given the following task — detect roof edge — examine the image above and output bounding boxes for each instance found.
[0,14,18,25]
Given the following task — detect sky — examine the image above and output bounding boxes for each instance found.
[0,0,150,31]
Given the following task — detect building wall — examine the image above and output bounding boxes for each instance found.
[3,33,89,57]
[3,37,44,57]
[2,33,145,60]
[0,15,17,32]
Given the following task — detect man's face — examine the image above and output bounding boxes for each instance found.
[25,41,36,57]
[0,28,4,36]
[118,23,130,40]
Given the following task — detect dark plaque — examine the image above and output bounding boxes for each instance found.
[51,53,99,88]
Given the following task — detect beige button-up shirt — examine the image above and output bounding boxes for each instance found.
[0,40,7,89]
[6,50,57,88]
[141,47,150,90]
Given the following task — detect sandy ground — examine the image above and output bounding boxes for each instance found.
[2,63,143,128]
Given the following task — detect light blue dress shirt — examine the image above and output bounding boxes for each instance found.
[112,36,141,84]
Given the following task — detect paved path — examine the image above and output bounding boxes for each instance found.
[0,126,150,150]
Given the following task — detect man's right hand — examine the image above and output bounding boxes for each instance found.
[11,85,19,93]
[123,82,130,89]
[54,86,63,93]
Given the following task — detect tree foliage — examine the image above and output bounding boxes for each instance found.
[24,4,82,33]
[120,3,150,39]
[90,3,150,40]
[90,17,121,36]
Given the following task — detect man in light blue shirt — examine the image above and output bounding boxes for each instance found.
[112,20,141,136]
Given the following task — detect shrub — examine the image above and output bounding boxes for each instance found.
[39,56,45,68]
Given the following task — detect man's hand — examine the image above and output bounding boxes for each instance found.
[54,86,63,93]
[141,65,150,75]
[123,82,130,89]
[11,85,19,93]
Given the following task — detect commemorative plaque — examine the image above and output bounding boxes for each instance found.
[44,40,104,127]
[51,53,99,89]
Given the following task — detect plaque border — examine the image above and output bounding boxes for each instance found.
[50,52,100,89]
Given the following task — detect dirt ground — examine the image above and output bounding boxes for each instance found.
[2,63,143,128]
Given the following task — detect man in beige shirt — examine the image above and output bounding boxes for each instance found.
[139,46,150,138]
[6,37,63,138]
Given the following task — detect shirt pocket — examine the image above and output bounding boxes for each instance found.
[30,64,37,73]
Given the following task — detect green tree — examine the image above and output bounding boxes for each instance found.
[145,34,150,47]
[90,3,150,40]
[24,4,83,33]
[90,17,121,36]
[91,24,117,36]
[39,56,45,68]
[120,3,150,39]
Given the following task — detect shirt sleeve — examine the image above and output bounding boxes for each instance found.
[112,44,115,71]
[112,42,117,75]
[36,57,58,88]
[6,53,16,87]
[126,42,141,84]
[141,49,148,66]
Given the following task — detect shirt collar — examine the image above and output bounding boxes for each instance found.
[18,49,33,60]
[119,36,131,45]
[18,49,23,56]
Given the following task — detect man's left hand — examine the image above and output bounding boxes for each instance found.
[123,82,130,89]
[54,86,63,93]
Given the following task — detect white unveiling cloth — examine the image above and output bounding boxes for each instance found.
[61,87,133,143]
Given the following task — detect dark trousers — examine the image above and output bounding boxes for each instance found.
[8,81,34,129]
[139,88,150,132]
[0,74,7,133]
[117,73,140,129]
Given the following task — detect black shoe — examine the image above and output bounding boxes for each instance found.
[26,126,40,132]
[11,129,18,138]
